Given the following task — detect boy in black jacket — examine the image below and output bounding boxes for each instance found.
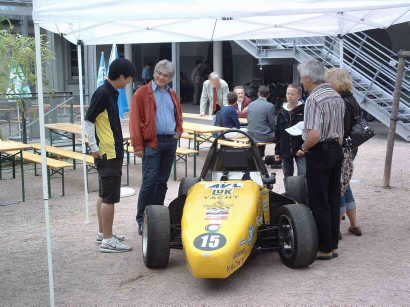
[274,84,305,180]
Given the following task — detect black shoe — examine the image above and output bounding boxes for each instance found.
[138,224,143,236]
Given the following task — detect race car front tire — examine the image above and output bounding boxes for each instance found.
[178,177,200,197]
[142,205,170,269]
[276,204,318,269]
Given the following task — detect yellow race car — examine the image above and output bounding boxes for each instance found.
[142,130,318,278]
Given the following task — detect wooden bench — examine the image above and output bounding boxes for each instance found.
[5,147,72,197]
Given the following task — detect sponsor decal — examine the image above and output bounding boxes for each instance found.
[204,200,234,208]
[205,224,221,232]
[207,183,243,189]
[194,233,227,251]
[205,207,229,221]
[204,195,238,200]
[233,248,247,259]
[226,254,246,274]
[240,225,255,246]
[212,189,233,196]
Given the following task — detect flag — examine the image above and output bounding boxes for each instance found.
[7,62,32,98]
[108,44,129,120]
[96,51,106,87]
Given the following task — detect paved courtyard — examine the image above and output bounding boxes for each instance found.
[1,121,410,306]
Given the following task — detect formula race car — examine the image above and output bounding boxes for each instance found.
[141,130,318,278]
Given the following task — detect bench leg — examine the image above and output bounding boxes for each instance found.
[20,150,25,202]
[72,134,76,170]
[0,153,2,180]
[193,134,197,177]
[49,129,53,146]
[126,148,130,186]
[12,156,16,179]
[185,156,188,177]
[86,165,90,193]
[62,168,65,196]
[47,168,52,199]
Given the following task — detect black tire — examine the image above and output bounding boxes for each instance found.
[142,205,170,269]
[284,176,308,204]
[275,204,318,269]
[178,177,199,197]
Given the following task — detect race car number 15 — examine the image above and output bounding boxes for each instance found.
[194,233,226,251]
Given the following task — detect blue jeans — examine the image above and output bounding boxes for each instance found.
[136,136,177,224]
[282,156,306,179]
[340,185,356,215]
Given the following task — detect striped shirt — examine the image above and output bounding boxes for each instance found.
[303,84,345,142]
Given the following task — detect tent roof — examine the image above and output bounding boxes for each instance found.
[33,0,410,45]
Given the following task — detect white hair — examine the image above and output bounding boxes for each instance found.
[154,59,175,77]
[298,59,325,83]
[209,72,220,80]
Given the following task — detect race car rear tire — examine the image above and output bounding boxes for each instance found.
[275,204,318,269]
[142,205,170,269]
[178,177,200,197]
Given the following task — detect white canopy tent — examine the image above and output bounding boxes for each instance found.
[31,0,410,306]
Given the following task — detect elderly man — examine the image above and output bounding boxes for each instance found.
[233,85,252,118]
[129,59,183,235]
[296,59,345,260]
[200,72,229,116]
[247,85,276,157]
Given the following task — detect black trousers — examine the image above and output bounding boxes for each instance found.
[305,141,343,253]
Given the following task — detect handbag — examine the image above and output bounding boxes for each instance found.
[346,119,375,148]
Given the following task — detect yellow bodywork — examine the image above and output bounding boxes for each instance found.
[181,180,269,278]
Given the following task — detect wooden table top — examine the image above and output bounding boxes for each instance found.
[46,123,130,140]
[0,140,32,152]
[183,112,247,125]
[182,122,229,133]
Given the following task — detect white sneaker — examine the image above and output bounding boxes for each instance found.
[100,237,132,253]
[96,233,125,244]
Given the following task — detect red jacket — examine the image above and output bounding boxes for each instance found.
[233,96,252,118]
[129,82,183,151]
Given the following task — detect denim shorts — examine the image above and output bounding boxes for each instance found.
[340,185,356,214]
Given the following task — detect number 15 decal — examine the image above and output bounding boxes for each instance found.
[194,233,227,251]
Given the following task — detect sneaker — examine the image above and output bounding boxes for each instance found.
[96,233,125,244]
[100,237,132,253]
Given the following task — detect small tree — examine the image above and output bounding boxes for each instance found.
[0,17,54,142]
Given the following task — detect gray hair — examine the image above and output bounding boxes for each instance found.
[298,59,325,83]
[154,59,175,78]
[209,72,220,80]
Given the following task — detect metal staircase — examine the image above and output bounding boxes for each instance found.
[236,33,410,141]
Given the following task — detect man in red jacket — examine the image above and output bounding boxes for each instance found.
[129,59,183,235]
[233,86,252,118]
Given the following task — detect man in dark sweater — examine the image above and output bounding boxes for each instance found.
[274,84,306,180]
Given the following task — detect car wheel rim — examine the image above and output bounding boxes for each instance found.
[142,215,148,258]
[278,214,295,258]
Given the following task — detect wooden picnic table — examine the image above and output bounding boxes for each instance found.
[0,140,32,204]
[183,112,247,125]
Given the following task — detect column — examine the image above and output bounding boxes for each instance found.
[124,44,133,100]
[213,41,223,76]
[292,62,300,84]
[83,45,97,104]
[172,42,181,98]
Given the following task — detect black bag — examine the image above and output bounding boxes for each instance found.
[347,119,375,147]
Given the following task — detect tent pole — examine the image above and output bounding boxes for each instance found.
[339,36,344,68]
[77,41,90,223]
[171,42,180,98]
[383,50,410,188]
[34,23,55,307]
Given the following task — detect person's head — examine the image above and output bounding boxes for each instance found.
[286,84,302,104]
[297,59,325,92]
[227,91,238,106]
[107,58,136,89]
[153,59,175,88]
[233,86,245,101]
[258,85,270,98]
[325,67,353,94]
[209,72,221,88]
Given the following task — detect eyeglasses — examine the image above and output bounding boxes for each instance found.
[155,70,171,79]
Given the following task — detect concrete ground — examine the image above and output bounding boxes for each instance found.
[1,113,410,306]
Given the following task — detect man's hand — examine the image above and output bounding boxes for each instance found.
[295,150,305,157]
[242,107,249,114]
[91,151,101,159]
[135,150,144,158]
[275,155,281,161]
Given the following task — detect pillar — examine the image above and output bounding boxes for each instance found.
[124,44,133,100]
[172,42,181,98]
[213,41,223,76]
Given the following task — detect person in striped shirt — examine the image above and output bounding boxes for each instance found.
[296,59,345,260]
